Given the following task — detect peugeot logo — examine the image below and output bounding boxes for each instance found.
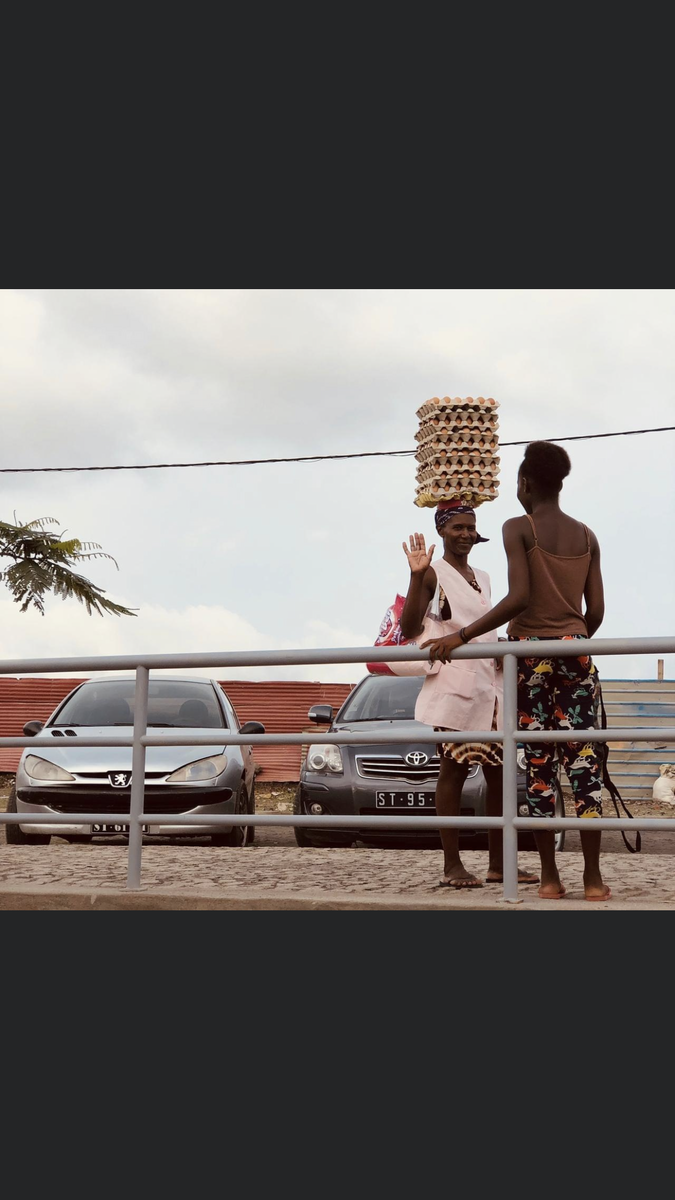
[405,752,428,767]
[109,772,132,788]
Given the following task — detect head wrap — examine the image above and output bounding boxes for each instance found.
[434,500,489,542]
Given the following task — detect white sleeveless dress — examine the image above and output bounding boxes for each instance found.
[414,556,503,766]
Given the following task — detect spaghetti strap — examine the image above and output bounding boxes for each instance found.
[525,513,538,545]
[582,523,591,553]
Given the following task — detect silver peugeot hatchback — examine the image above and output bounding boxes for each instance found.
[8,675,264,846]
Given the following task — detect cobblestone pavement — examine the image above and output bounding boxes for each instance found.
[3,777,675,909]
[2,840,675,909]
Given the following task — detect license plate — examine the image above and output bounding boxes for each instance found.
[92,824,149,834]
[376,792,435,809]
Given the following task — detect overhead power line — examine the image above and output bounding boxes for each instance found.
[1,425,674,474]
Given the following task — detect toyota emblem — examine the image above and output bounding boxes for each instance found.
[405,752,428,767]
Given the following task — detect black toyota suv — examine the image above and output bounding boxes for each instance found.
[294,673,564,849]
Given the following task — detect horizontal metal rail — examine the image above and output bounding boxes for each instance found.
[2,635,674,901]
[3,812,675,832]
[3,728,674,750]
[0,812,506,829]
[1,636,675,676]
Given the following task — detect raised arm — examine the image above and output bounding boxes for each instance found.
[583,529,604,637]
[400,533,437,639]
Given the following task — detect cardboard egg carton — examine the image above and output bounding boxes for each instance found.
[416,395,499,421]
[415,431,500,457]
[415,446,500,468]
[416,467,500,491]
[413,394,501,508]
[415,413,498,444]
[416,465,500,489]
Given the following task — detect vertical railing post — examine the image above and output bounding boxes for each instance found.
[501,654,520,903]
[127,665,149,889]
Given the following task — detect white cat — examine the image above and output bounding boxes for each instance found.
[652,764,675,804]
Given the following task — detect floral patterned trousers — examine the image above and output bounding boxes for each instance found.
[509,635,603,820]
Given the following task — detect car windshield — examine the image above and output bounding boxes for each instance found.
[52,681,227,728]
[337,676,425,722]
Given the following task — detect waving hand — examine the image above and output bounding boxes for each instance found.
[402,532,436,576]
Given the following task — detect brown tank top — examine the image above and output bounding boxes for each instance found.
[507,515,591,637]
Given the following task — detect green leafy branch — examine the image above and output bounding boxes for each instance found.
[0,516,137,617]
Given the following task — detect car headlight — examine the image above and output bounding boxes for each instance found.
[25,754,75,782]
[306,745,343,774]
[166,754,228,783]
[516,748,527,771]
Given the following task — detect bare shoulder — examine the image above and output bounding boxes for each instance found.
[502,515,530,545]
[560,513,600,558]
[566,512,599,551]
[502,515,529,533]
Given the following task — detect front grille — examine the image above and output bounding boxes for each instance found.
[31,789,232,816]
[72,771,167,780]
[355,755,480,782]
[46,797,192,815]
[355,754,441,781]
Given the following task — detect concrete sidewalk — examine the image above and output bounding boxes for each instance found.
[1,843,674,909]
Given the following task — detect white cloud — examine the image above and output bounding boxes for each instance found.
[0,596,369,684]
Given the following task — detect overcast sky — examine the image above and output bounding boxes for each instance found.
[1,288,673,688]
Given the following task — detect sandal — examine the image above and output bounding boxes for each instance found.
[438,874,483,889]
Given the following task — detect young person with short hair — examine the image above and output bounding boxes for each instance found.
[421,442,609,902]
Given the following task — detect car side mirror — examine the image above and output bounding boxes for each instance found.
[23,720,44,737]
[239,721,265,736]
[308,705,333,725]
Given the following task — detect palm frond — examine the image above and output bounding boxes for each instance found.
[0,515,135,617]
[47,562,137,617]
[3,560,55,614]
[72,550,120,569]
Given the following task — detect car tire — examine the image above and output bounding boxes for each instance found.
[211,790,253,847]
[5,786,51,845]
[554,776,566,853]
[293,786,314,846]
[247,782,256,846]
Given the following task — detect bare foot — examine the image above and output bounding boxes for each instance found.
[584,870,611,902]
[538,876,566,899]
[585,883,612,902]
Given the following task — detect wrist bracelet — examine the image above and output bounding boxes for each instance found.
[458,627,469,644]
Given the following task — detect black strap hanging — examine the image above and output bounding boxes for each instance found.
[595,672,641,853]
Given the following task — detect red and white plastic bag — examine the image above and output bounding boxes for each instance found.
[366,593,443,677]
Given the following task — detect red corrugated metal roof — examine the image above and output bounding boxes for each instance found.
[0,677,356,781]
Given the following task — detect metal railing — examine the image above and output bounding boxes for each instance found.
[1,636,674,902]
